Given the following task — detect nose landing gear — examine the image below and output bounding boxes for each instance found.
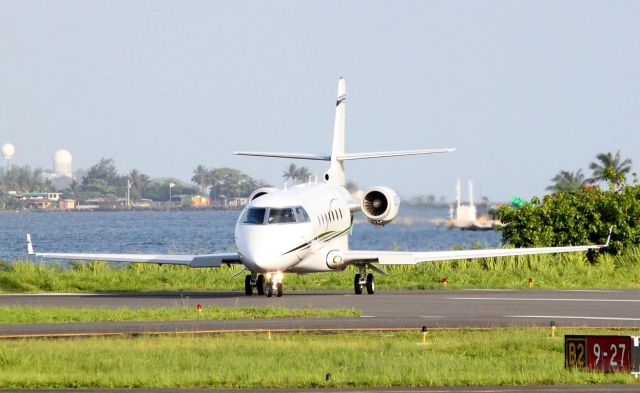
[266,272,284,297]
[354,266,375,295]
[245,272,283,297]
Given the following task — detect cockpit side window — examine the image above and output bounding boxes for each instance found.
[242,208,266,224]
[268,208,296,224]
[295,207,310,222]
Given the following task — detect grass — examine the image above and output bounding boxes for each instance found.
[0,328,637,388]
[0,305,360,325]
[2,246,640,292]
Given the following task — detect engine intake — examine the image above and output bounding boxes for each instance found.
[361,186,400,225]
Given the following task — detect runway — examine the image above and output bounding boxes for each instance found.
[1,289,640,337]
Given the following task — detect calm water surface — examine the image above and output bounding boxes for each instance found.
[0,206,501,261]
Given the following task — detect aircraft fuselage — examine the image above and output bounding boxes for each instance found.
[234,182,352,274]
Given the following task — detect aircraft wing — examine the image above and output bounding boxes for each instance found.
[27,234,241,267]
[342,231,611,265]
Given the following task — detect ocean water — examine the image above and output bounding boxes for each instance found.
[0,206,501,261]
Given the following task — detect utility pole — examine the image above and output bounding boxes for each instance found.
[169,182,175,208]
[127,178,131,208]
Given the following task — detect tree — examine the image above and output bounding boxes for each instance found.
[128,169,150,201]
[0,165,52,193]
[295,166,312,183]
[546,169,588,193]
[499,183,640,256]
[81,158,121,195]
[282,163,298,184]
[206,168,258,200]
[589,151,632,186]
[191,165,209,192]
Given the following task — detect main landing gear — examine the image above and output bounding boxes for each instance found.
[354,266,375,295]
[244,272,283,297]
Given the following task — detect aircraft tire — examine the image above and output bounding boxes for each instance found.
[266,282,274,297]
[366,273,375,295]
[354,274,363,295]
[276,282,283,297]
[244,275,253,296]
[257,274,265,295]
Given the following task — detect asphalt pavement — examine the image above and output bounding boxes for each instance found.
[1,289,640,337]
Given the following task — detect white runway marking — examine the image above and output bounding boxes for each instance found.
[0,293,102,297]
[360,315,376,318]
[509,315,640,322]
[452,297,640,302]
[556,289,622,293]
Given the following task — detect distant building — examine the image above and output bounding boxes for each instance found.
[58,199,76,210]
[14,192,62,209]
[134,199,153,208]
[191,195,210,207]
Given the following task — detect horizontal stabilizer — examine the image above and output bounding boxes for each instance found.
[234,148,455,162]
[337,148,455,161]
[234,151,330,161]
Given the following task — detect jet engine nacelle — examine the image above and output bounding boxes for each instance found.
[361,186,400,225]
[248,187,279,202]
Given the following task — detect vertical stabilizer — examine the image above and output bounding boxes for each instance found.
[324,78,346,185]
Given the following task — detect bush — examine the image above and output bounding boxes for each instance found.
[498,184,640,255]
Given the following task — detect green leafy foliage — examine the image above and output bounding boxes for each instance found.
[499,183,640,255]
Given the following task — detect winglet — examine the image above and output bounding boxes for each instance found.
[27,233,34,255]
[604,226,613,248]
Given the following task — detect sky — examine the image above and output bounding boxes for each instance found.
[1,1,638,201]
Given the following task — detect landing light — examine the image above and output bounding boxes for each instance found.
[267,272,284,282]
[332,255,343,264]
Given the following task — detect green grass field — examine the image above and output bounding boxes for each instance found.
[0,305,359,324]
[2,246,640,292]
[0,328,637,388]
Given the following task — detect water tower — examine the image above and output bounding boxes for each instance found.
[53,149,73,178]
[2,143,15,174]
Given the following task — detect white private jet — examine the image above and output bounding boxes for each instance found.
[27,78,610,297]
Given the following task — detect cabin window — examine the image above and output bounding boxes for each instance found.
[242,208,266,224]
[295,207,311,222]
[268,208,296,224]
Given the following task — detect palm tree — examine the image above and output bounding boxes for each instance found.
[589,151,632,185]
[206,168,225,201]
[546,169,588,193]
[282,163,298,183]
[128,169,150,201]
[294,166,311,183]
[191,165,209,192]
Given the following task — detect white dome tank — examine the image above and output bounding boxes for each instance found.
[53,149,73,177]
[2,143,15,159]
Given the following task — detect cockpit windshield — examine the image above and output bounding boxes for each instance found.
[241,206,310,225]
[268,208,296,224]
[242,208,266,224]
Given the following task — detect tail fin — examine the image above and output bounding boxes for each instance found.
[324,77,346,185]
[235,77,455,186]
